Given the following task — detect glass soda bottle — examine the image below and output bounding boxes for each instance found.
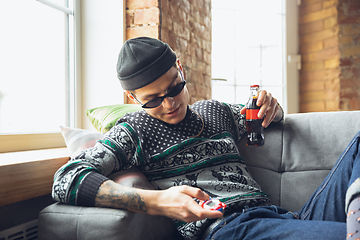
[246,85,264,146]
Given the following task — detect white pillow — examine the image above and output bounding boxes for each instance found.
[60,126,104,158]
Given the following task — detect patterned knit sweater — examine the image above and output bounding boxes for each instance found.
[52,99,271,240]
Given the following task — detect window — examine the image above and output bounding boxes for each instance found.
[211,0,300,113]
[0,0,126,153]
[0,0,77,152]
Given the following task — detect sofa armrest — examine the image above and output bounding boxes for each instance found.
[38,168,181,240]
[38,203,180,240]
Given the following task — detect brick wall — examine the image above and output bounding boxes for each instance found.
[299,0,341,112]
[299,0,360,112]
[338,0,360,110]
[125,0,212,104]
[126,0,160,40]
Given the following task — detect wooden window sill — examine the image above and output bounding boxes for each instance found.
[0,148,70,206]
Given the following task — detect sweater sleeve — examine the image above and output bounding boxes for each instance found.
[77,172,109,206]
[52,123,139,206]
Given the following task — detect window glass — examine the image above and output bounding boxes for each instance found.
[211,7,235,84]
[0,0,71,134]
[212,0,286,106]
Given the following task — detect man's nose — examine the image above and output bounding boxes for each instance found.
[162,96,175,109]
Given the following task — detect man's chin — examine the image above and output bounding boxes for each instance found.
[164,107,186,124]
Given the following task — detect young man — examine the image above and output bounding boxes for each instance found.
[53,37,360,240]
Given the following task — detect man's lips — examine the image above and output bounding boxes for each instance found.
[167,106,180,115]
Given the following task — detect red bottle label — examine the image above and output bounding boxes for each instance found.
[246,109,260,120]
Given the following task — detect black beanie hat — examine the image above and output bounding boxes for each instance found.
[117,37,177,90]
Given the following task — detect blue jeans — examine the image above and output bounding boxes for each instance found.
[205,132,360,240]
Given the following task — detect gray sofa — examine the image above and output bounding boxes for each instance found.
[38,110,360,240]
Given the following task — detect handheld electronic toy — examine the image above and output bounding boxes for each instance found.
[201,198,227,212]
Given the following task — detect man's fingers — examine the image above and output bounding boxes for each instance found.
[258,92,273,119]
[181,186,210,201]
[178,186,223,221]
[257,90,268,106]
[240,107,246,115]
[262,97,279,128]
[160,186,224,222]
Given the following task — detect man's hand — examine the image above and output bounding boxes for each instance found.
[96,181,223,223]
[240,90,283,128]
[148,185,223,222]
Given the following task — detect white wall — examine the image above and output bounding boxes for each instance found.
[80,0,125,130]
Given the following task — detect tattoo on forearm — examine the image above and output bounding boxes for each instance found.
[96,181,148,212]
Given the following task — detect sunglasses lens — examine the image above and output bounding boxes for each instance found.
[142,81,186,108]
[143,98,162,108]
[168,82,185,97]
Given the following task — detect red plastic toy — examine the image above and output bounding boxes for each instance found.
[201,199,227,212]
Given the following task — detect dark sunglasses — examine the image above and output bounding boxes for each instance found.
[132,72,186,109]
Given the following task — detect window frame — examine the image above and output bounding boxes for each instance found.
[0,133,66,153]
